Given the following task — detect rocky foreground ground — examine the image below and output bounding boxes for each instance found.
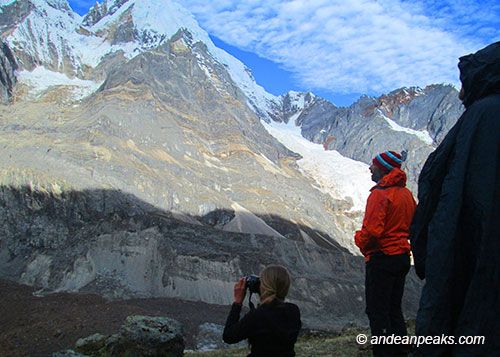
[0,279,231,356]
[0,279,418,356]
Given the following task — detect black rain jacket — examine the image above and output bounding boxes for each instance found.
[223,302,301,357]
[410,41,500,356]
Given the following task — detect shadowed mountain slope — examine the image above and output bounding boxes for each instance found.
[0,182,423,332]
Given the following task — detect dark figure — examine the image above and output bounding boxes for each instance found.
[223,265,301,357]
[355,151,416,357]
[410,41,500,356]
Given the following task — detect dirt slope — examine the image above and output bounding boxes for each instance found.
[0,279,230,356]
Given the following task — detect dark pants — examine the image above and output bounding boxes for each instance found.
[366,252,410,357]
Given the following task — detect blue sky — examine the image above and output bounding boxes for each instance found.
[68,0,499,107]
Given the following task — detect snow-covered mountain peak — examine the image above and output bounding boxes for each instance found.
[0,0,277,115]
[0,0,69,10]
[0,0,88,74]
[79,0,277,115]
[84,0,202,43]
[260,90,318,125]
[286,91,316,110]
[2,0,75,21]
[43,0,72,11]
[82,0,130,26]
[8,0,74,16]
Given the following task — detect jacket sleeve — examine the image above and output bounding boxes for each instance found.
[223,303,257,344]
[355,190,388,255]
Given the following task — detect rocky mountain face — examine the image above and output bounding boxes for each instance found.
[0,0,425,335]
[81,0,131,26]
[0,181,421,331]
[266,86,464,192]
[0,41,17,104]
[265,90,317,123]
[0,0,84,77]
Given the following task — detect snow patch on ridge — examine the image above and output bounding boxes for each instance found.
[18,67,103,100]
[379,110,434,145]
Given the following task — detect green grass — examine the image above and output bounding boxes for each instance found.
[185,330,373,356]
[185,321,416,356]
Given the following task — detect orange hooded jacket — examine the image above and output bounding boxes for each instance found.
[354,167,416,261]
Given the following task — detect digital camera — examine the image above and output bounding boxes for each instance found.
[245,274,261,294]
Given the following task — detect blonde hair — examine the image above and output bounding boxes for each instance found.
[259,265,291,305]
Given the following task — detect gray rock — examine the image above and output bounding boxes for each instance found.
[52,350,88,357]
[74,316,184,357]
[119,316,185,356]
[81,1,109,27]
[195,322,246,351]
[0,41,18,105]
[0,0,34,37]
[75,333,108,354]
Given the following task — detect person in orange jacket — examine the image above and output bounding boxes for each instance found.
[355,151,416,357]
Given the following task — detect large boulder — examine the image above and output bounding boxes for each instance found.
[75,315,185,356]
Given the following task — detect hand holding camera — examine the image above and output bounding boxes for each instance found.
[233,277,246,304]
[233,275,261,305]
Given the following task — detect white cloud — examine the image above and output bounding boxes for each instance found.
[181,0,499,95]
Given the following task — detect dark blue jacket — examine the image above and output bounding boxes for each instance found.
[223,302,301,356]
[410,41,500,356]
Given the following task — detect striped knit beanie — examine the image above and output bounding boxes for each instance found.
[373,151,403,173]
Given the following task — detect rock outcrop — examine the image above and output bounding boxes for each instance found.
[82,0,131,27]
[0,41,18,105]
[72,315,184,356]
[194,322,246,351]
